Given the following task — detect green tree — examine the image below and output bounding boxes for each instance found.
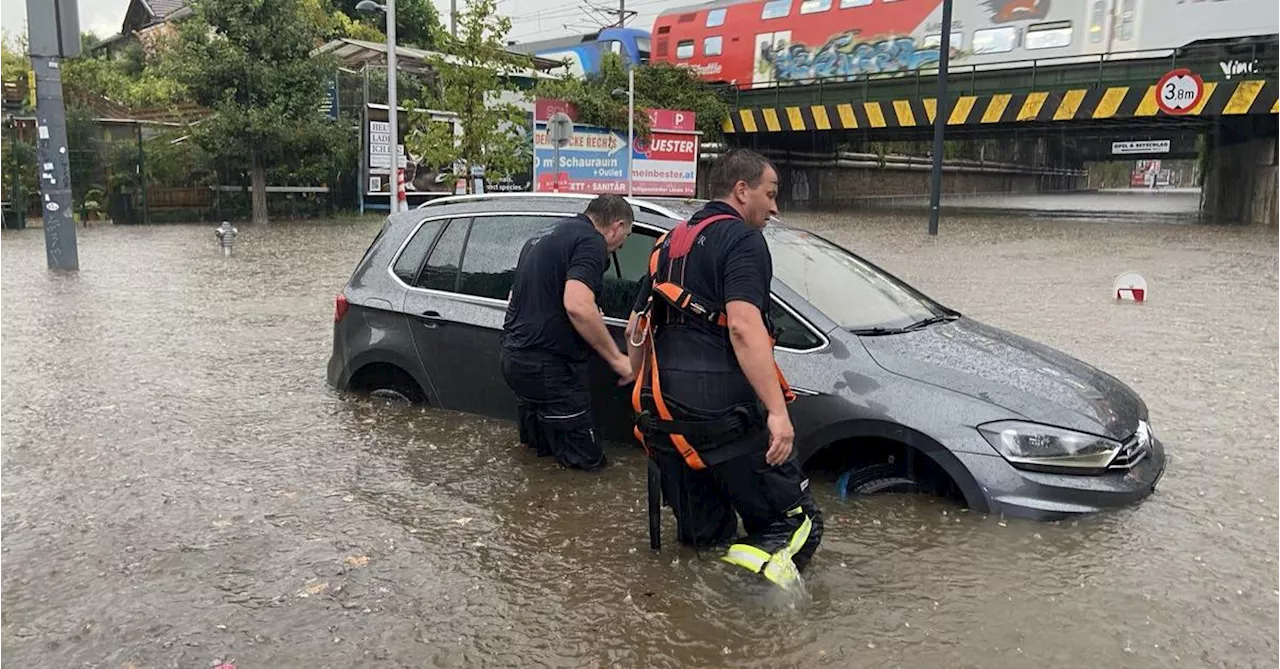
[536,53,730,141]
[404,0,531,193]
[333,0,443,49]
[167,0,345,223]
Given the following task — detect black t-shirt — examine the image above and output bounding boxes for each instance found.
[631,201,772,408]
[502,214,608,362]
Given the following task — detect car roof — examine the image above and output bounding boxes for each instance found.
[398,193,707,229]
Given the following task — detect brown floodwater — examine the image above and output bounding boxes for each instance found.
[2,194,1276,668]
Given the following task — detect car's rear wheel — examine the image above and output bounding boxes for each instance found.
[348,362,425,404]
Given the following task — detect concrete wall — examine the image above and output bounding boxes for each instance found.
[1201,136,1278,226]
[768,164,1085,211]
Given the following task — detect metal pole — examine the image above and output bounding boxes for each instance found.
[30,54,78,269]
[926,0,953,236]
[619,0,626,27]
[137,122,149,225]
[386,0,399,215]
[627,66,634,197]
[451,0,457,37]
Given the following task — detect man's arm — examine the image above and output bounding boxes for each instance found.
[726,301,793,465]
[722,230,792,466]
[564,280,633,383]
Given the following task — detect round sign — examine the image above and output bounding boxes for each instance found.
[1114,272,1148,303]
[1155,69,1204,115]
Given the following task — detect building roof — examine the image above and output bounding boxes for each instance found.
[313,38,567,79]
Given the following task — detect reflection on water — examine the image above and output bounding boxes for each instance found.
[2,202,1276,668]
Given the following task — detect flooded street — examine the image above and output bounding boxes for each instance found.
[3,194,1277,668]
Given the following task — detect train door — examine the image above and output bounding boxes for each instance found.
[754,30,794,86]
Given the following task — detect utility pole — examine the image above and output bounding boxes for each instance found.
[25,0,81,270]
[926,0,953,236]
[451,0,458,37]
[619,0,625,27]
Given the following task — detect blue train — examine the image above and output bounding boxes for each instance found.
[508,27,652,76]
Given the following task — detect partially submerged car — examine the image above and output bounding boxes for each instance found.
[327,193,1166,520]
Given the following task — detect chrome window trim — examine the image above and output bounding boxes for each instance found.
[385,210,831,354]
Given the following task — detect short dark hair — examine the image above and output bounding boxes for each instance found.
[583,194,634,227]
[707,148,777,199]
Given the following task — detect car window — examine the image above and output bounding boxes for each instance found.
[600,229,659,319]
[420,217,469,291]
[458,215,559,300]
[765,225,943,331]
[392,217,445,284]
[770,302,823,350]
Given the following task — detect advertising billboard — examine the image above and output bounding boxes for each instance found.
[531,99,700,198]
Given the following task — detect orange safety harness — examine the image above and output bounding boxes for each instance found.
[630,214,796,471]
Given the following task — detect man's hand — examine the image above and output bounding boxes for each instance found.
[610,354,635,386]
[765,410,794,466]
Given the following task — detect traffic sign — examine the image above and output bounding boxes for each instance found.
[1155,69,1204,115]
[1114,272,1148,303]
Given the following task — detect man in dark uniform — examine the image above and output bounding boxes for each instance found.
[626,149,822,591]
[500,194,635,471]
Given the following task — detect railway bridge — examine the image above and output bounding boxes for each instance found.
[716,39,1278,223]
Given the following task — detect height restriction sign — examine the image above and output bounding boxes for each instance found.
[1155,69,1204,115]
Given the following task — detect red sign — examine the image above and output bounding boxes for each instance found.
[534,98,579,122]
[646,109,697,133]
[1155,69,1204,116]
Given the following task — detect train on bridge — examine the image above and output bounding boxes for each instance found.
[512,0,1276,88]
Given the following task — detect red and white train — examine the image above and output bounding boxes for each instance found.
[647,0,1277,88]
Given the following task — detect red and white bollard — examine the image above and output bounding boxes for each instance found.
[396,169,408,208]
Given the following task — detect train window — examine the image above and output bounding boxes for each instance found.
[704,36,723,56]
[676,40,695,59]
[761,0,791,19]
[636,37,651,62]
[1119,0,1135,40]
[706,8,727,26]
[1025,21,1072,50]
[972,27,1018,54]
[800,0,832,13]
[922,32,964,50]
[839,0,871,8]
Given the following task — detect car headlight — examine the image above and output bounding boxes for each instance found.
[977,420,1120,474]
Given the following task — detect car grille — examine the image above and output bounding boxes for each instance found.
[1108,429,1150,471]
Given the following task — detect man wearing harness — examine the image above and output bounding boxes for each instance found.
[626,149,823,590]
[501,194,635,471]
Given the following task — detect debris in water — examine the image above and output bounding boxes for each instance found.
[454,517,473,526]
[344,555,370,568]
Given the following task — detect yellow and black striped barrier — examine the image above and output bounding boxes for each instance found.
[723,79,1278,134]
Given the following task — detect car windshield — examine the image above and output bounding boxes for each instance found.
[639,199,948,331]
[765,225,946,330]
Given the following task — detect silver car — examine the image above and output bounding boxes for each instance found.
[327,193,1167,520]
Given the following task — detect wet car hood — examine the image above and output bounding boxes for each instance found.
[859,318,1145,441]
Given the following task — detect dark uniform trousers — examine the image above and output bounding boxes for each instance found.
[500,347,606,471]
[645,367,823,583]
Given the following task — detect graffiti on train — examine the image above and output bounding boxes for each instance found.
[757,33,942,81]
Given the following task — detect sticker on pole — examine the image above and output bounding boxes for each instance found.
[1155,69,1204,115]
[1114,272,1148,303]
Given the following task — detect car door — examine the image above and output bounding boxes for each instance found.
[403,213,560,418]
[589,223,664,443]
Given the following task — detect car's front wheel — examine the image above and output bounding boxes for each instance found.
[835,463,920,498]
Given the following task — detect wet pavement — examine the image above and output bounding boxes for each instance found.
[3,194,1277,668]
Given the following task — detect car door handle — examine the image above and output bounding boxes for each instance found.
[418,310,447,328]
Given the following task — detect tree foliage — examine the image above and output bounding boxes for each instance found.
[332,0,443,49]
[404,0,531,191]
[535,53,730,141]
[167,0,346,223]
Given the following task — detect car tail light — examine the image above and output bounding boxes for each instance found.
[334,294,349,323]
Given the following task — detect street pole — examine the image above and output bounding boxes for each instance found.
[386,0,399,214]
[926,0,953,236]
[451,0,458,37]
[29,54,78,268]
[627,66,634,197]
